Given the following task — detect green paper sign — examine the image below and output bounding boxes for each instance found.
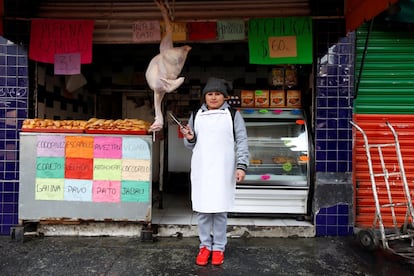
[217,19,246,41]
[121,181,150,202]
[248,17,313,64]
[36,157,65,179]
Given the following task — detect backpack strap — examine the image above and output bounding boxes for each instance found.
[228,106,236,140]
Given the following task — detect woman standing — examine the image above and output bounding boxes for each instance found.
[181,77,249,266]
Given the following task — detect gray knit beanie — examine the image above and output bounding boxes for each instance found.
[202,77,232,98]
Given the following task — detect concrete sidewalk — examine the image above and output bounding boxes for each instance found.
[1,235,413,275]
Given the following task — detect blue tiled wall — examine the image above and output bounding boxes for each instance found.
[315,34,354,173]
[315,204,353,236]
[0,37,28,235]
[313,31,355,236]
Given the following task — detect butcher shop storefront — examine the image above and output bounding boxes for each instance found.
[0,0,359,238]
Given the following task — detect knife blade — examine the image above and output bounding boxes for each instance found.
[169,113,193,135]
[169,112,185,128]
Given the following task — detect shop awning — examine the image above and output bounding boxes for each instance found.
[7,0,403,44]
[345,0,399,32]
[0,0,3,35]
[2,0,313,44]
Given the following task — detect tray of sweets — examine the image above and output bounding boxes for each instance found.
[84,129,148,135]
[21,128,85,133]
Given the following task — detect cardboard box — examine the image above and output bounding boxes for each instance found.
[286,90,301,107]
[269,90,285,107]
[241,90,255,107]
[254,90,269,108]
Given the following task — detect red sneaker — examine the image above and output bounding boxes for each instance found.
[196,247,211,266]
[211,250,224,265]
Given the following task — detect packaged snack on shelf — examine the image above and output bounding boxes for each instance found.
[269,90,285,107]
[285,65,298,87]
[254,90,269,108]
[270,67,284,87]
[241,90,255,107]
[286,90,301,107]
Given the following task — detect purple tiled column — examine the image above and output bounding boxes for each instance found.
[0,37,28,235]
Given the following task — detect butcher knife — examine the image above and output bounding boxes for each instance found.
[169,113,193,135]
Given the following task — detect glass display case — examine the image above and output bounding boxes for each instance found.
[231,108,311,215]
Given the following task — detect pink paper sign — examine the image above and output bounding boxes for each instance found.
[54,53,81,75]
[92,180,121,202]
[94,136,123,159]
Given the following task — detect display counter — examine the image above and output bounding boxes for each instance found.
[231,108,311,215]
[19,132,153,222]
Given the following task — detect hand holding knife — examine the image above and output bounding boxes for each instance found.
[169,113,193,136]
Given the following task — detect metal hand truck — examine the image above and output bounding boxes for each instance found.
[350,121,414,262]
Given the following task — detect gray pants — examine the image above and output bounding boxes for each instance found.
[197,212,228,252]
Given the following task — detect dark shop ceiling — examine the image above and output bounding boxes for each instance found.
[2,0,345,44]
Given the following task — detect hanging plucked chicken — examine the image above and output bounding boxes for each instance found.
[145,0,192,132]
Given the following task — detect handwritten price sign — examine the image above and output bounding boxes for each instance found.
[268,36,297,58]
[132,20,160,42]
[54,53,81,75]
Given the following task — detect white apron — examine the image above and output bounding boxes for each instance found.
[191,109,236,213]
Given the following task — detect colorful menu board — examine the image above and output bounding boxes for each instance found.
[34,135,151,203]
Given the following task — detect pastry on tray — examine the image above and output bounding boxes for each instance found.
[250,159,263,165]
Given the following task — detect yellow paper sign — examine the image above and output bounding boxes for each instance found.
[160,22,187,41]
[268,36,297,58]
[93,158,122,181]
[35,178,65,200]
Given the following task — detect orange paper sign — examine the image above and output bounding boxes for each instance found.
[268,36,297,58]
[65,136,94,158]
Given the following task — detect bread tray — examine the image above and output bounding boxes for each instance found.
[21,128,84,133]
[84,129,148,135]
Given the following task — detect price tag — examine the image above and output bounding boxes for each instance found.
[132,20,160,42]
[54,53,81,75]
[268,36,297,58]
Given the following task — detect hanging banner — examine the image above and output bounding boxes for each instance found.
[217,19,246,41]
[29,19,94,64]
[132,20,161,43]
[188,21,217,41]
[248,17,312,65]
